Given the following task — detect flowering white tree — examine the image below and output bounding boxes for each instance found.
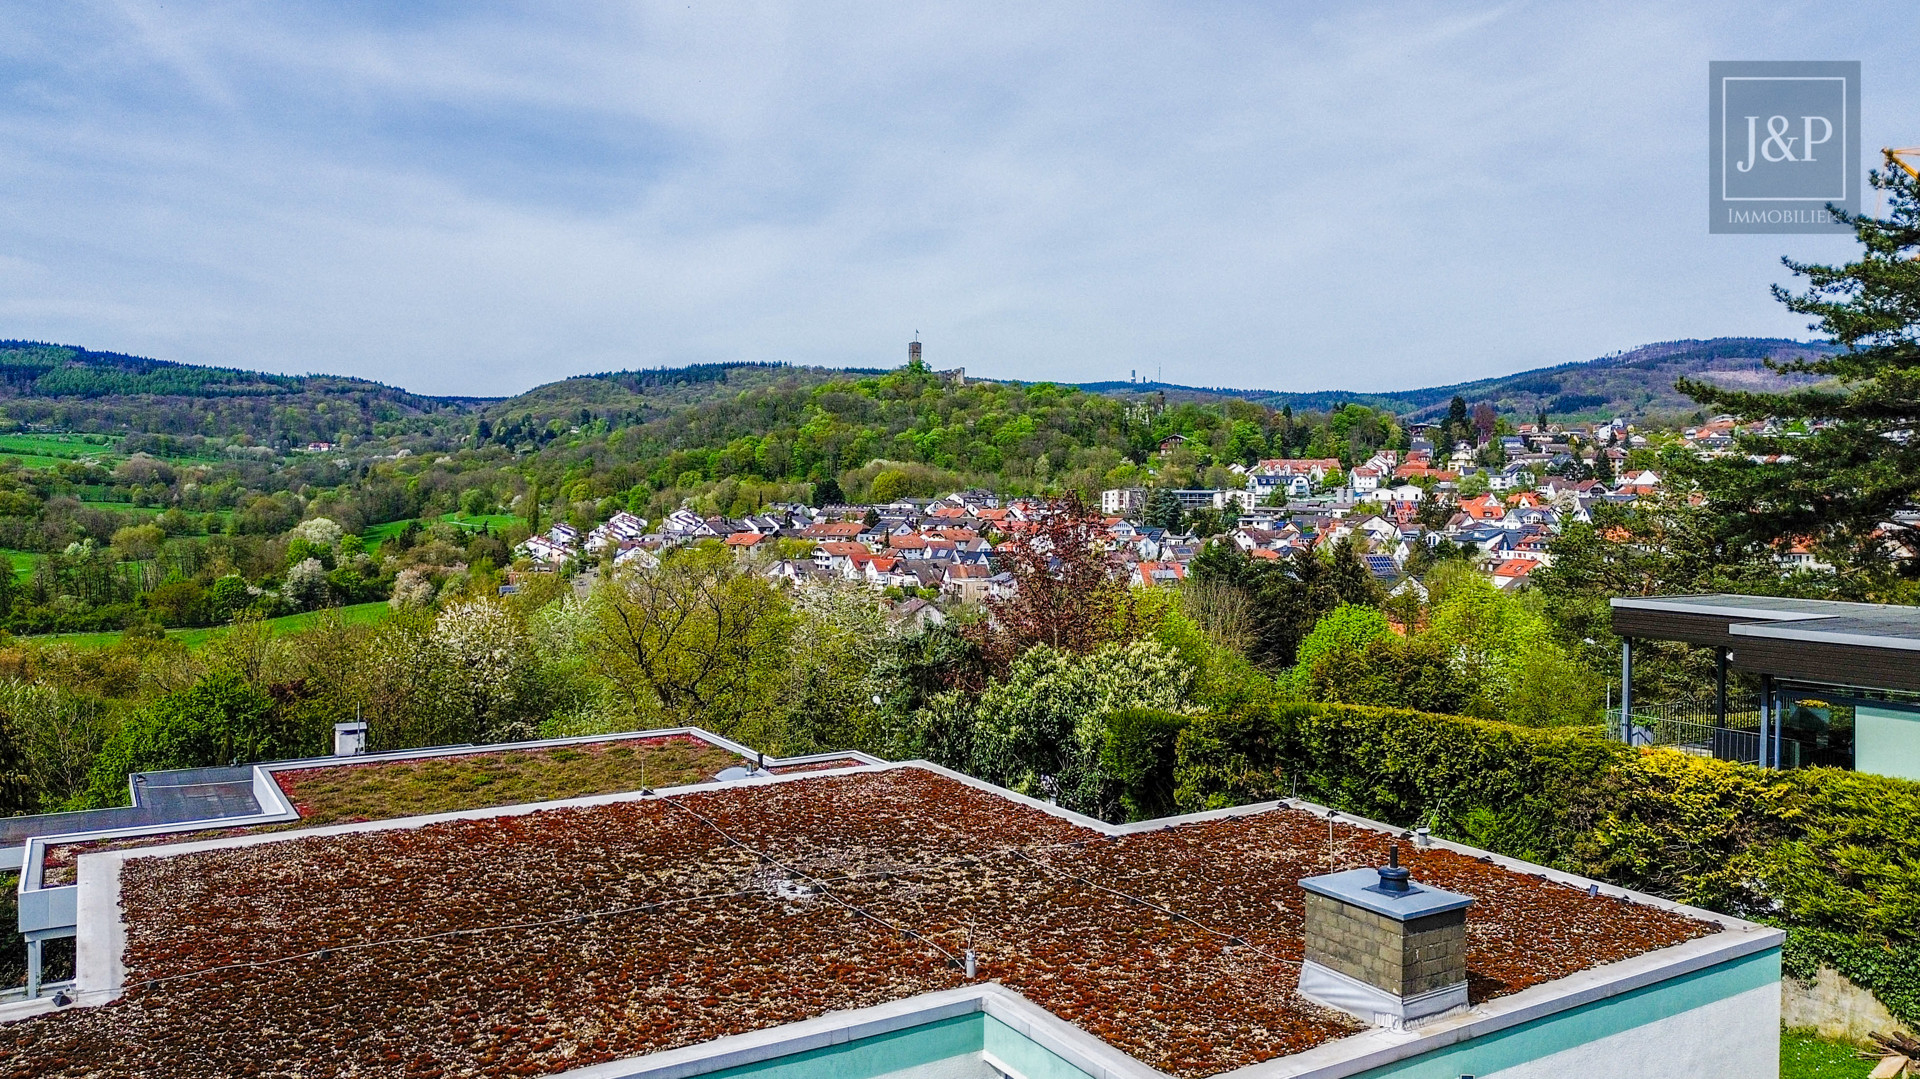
[931,639,1193,817]
[283,558,331,611]
[389,568,434,610]
[291,517,343,546]
[434,599,533,743]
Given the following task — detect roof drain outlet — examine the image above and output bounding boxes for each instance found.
[1298,843,1473,1028]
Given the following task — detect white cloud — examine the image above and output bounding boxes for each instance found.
[0,1,1908,396]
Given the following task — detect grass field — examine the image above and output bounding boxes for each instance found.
[0,433,117,470]
[20,600,393,650]
[0,432,227,470]
[0,453,78,469]
[0,550,42,582]
[363,512,520,543]
[77,500,163,516]
[1782,1032,1871,1079]
[0,433,115,462]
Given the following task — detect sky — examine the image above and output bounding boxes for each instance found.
[0,2,1915,398]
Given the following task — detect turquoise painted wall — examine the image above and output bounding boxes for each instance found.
[983,1016,1097,1079]
[645,951,1774,1079]
[1857,704,1920,782]
[1348,948,1781,1079]
[697,1012,1093,1079]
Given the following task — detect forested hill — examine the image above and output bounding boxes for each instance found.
[0,335,1832,456]
[488,362,882,428]
[1078,337,1834,420]
[0,340,482,445]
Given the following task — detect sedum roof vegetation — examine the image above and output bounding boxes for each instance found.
[4,769,1718,1079]
[272,734,745,826]
[39,734,745,886]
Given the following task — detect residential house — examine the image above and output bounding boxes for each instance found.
[942,563,996,604]
[724,532,772,556]
[1490,559,1537,590]
[888,597,947,633]
[1135,561,1186,587]
[1101,488,1147,515]
[801,521,866,542]
[585,511,650,553]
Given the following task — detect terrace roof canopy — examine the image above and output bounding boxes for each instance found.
[1610,593,1920,694]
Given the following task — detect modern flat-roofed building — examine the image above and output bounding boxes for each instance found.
[1612,594,1920,780]
[1,732,1780,1078]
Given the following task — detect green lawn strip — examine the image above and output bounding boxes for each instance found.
[19,600,394,650]
[441,512,519,531]
[1782,1031,1872,1079]
[0,454,78,470]
[0,435,117,463]
[78,502,164,517]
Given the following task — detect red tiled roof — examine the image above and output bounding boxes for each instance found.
[802,522,865,539]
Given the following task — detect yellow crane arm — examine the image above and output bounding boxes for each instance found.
[1886,147,1920,182]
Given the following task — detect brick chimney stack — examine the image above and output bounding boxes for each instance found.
[1298,844,1472,1025]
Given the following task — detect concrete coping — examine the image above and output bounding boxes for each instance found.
[548,983,1173,1079]
[1299,867,1474,921]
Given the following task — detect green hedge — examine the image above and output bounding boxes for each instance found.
[1173,701,1920,1027]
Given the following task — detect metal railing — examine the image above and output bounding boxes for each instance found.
[1606,693,1795,767]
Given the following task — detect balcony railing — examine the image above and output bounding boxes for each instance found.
[1607,709,1780,766]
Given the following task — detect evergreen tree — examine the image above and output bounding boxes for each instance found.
[1443,395,1470,450]
[1675,162,1920,576]
[1189,540,1385,670]
[813,475,844,506]
[1143,487,1183,531]
[1326,536,1385,608]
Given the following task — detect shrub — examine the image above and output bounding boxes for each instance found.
[1305,634,1468,716]
[920,640,1193,820]
[1100,708,1190,822]
[76,671,282,807]
[1168,701,1920,1026]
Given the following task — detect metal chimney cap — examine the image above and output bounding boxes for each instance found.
[1299,867,1473,922]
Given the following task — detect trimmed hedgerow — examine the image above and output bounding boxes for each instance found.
[1172,701,1920,1027]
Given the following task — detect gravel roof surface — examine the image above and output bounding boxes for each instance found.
[1,768,1719,1079]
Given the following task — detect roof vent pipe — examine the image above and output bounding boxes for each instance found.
[1377,844,1411,893]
